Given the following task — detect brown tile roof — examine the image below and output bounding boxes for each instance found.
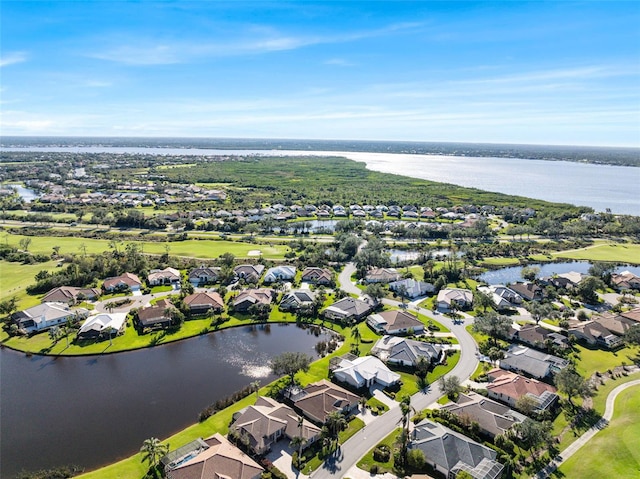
[620,307,640,323]
[486,369,557,401]
[233,289,273,309]
[184,292,224,310]
[42,286,100,303]
[103,272,141,289]
[138,299,174,326]
[293,379,360,424]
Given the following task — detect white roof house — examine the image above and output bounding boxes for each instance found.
[389,278,435,298]
[78,313,127,339]
[263,266,297,283]
[13,302,88,333]
[477,285,522,309]
[333,356,400,389]
[436,288,473,311]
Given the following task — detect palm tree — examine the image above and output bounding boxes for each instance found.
[290,416,306,468]
[48,326,60,344]
[399,395,415,466]
[324,411,347,448]
[140,437,169,471]
[350,325,361,353]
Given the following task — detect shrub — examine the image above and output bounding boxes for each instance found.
[369,464,379,474]
[373,444,391,462]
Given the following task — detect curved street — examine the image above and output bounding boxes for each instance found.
[312,263,479,479]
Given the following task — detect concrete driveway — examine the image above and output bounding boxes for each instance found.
[266,441,309,479]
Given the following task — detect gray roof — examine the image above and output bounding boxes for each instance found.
[410,420,503,479]
[371,336,443,366]
[500,345,569,378]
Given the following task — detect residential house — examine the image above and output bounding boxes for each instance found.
[486,368,558,413]
[567,320,624,349]
[436,288,473,311]
[322,297,373,323]
[593,311,636,336]
[509,282,543,301]
[148,267,181,286]
[183,291,224,314]
[619,307,640,323]
[263,265,297,283]
[441,392,525,439]
[162,433,263,479]
[137,299,174,329]
[409,420,504,479]
[77,312,127,340]
[332,355,401,389]
[611,271,640,291]
[102,272,142,292]
[371,335,445,367]
[13,302,89,334]
[233,289,274,312]
[291,379,360,424]
[301,267,333,285]
[515,325,562,349]
[279,290,316,312]
[388,278,435,298]
[41,286,100,304]
[364,267,401,284]
[499,345,569,379]
[234,264,265,283]
[556,272,584,287]
[366,310,424,335]
[477,285,522,309]
[188,265,221,286]
[230,396,320,455]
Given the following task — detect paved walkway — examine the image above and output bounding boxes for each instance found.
[534,377,640,478]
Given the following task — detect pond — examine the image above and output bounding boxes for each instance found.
[5,183,39,203]
[0,324,334,477]
[477,261,640,285]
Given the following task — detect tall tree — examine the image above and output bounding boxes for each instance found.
[473,290,496,313]
[511,418,552,458]
[554,367,592,407]
[350,325,361,353]
[270,351,312,385]
[140,437,169,470]
[472,312,512,345]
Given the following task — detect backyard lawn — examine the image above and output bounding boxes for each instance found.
[0,259,58,309]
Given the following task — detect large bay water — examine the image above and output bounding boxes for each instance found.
[0,324,332,477]
[1,147,638,215]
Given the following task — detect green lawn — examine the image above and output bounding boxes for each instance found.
[3,232,290,259]
[572,344,640,378]
[479,257,522,266]
[552,242,640,264]
[559,384,640,478]
[0,259,58,309]
[356,427,402,474]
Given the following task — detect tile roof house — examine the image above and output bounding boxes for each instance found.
[593,311,637,336]
[611,271,640,291]
[263,265,297,283]
[364,267,401,284]
[183,291,225,314]
[567,320,624,349]
[436,288,473,311]
[232,289,274,312]
[163,433,263,479]
[332,355,400,389]
[279,290,316,312]
[366,310,425,335]
[291,379,360,424]
[486,368,558,413]
[188,265,221,286]
[388,278,435,298]
[230,396,320,455]
[371,335,445,367]
[102,272,142,292]
[137,299,174,329]
[234,264,265,283]
[13,302,89,334]
[441,392,526,439]
[514,325,560,349]
[619,307,640,323]
[322,297,373,323]
[301,267,333,285]
[499,345,569,379]
[409,420,504,479]
[77,312,127,340]
[148,267,181,286]
[509,282,543,301]
[41,286,100,304]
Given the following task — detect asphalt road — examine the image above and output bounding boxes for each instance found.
[312,263,479,479]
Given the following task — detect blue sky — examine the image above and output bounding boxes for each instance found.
[1,1,639,146]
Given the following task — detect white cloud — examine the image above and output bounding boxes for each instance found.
[0,52,27,68]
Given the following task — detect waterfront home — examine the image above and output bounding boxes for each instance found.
[230,396,320,455]
[148,267,181,286]
[364,267,401,284]
[102,272,142,292]
[262,265,297,283]
[388,278,434,298]
[366,310,424,335]
[162,433,263,479]
[486,368,558,413]
[291,379,360,424]
[188,265,221,286]
[499,345,569,379]
[567,320,624,349]
[371,335,445,367]
[183,291,224,314]
[232,289,274,312]
[13,302,89,334]
[279,290,316,312]
[137,299,174,329]
[436,288,473,311]
[301,267,333,285]
[611,271,640,291]
[234,264,265,283]
[41,286,100,304]
[509,282,543,301]
[332,355,400,389]
[322,297,373,323]
[441,391,525,439]
[77,312,127,340]
[409,420,504,479]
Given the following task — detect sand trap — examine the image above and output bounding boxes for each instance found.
[247,250,262,256]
